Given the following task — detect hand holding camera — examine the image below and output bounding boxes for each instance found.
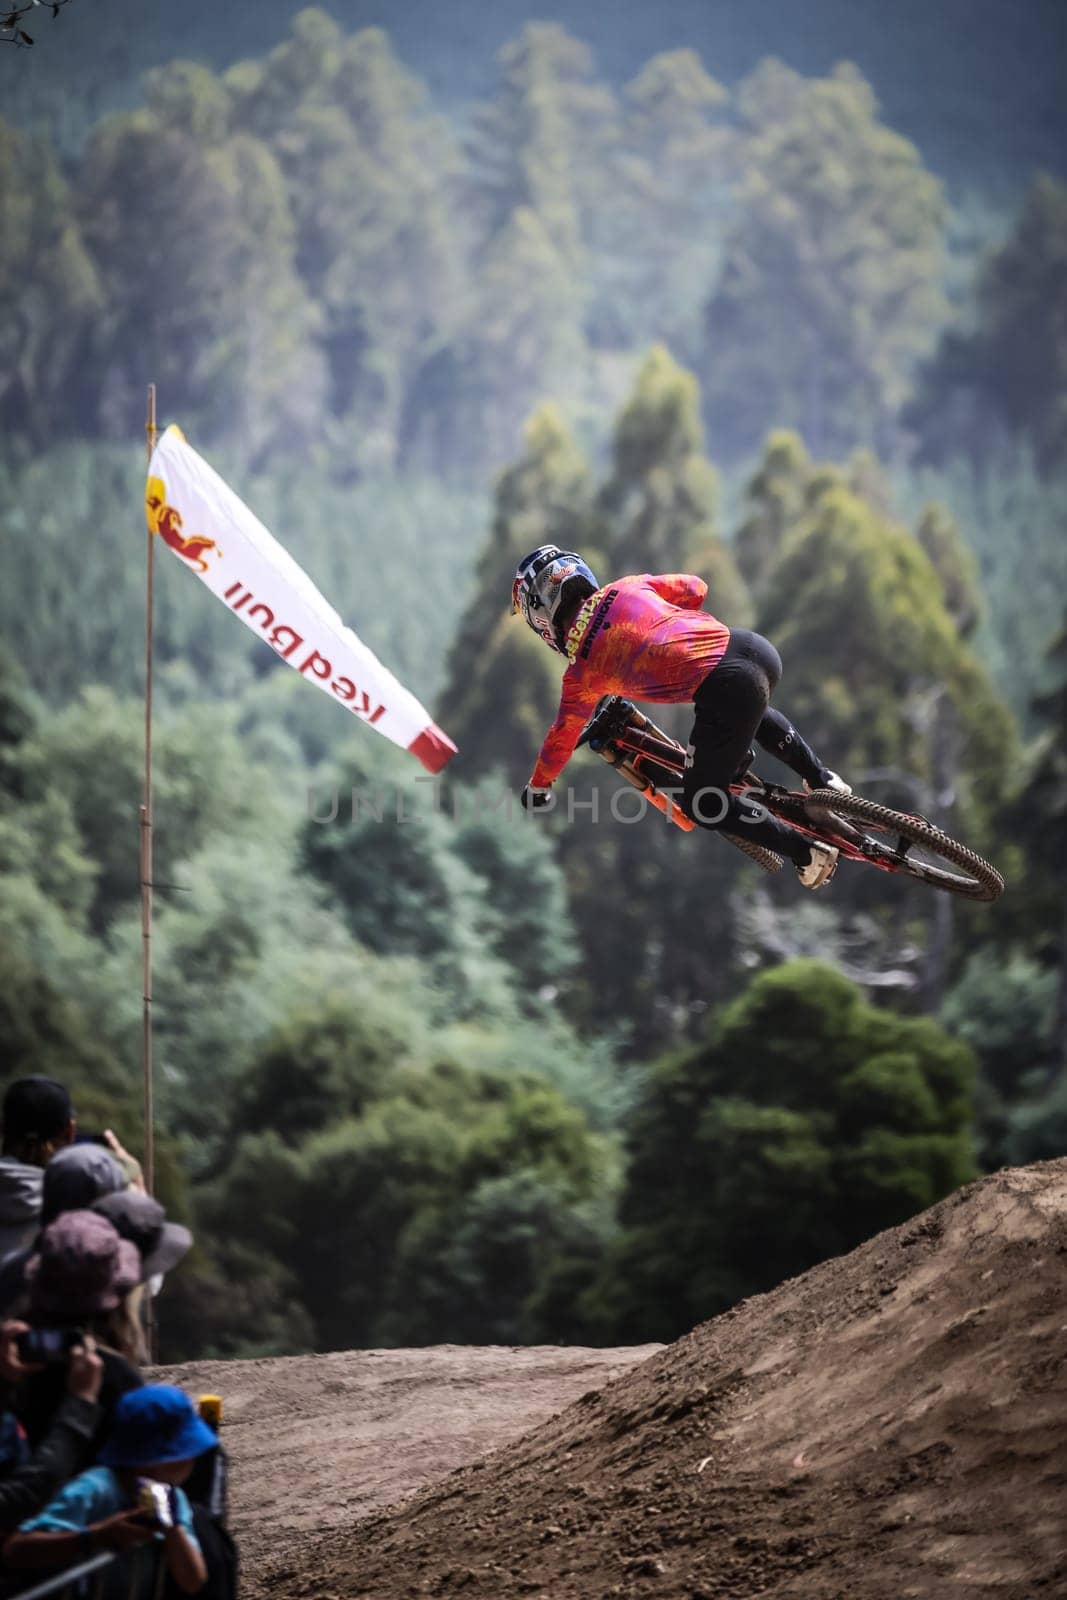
[3,1322,103,1404]
[91,1509,158,1553]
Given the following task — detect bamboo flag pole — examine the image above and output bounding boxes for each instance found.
[141,386,157,1200]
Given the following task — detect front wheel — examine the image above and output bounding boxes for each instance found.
[803,790,1004,902]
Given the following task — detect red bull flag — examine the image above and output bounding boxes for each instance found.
[146,425,457,773]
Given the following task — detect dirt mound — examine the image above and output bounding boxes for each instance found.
[150,1343,661,1592]
[230,1158,1067,1599]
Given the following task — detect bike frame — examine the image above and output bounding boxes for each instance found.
[608,724,928,880]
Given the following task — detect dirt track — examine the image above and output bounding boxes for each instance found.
[151,1343,662,1593]
[160,1159,1067,1599]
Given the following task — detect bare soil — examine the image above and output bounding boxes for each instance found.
[159,1158,1067,1599]
[151,1343,662,1594]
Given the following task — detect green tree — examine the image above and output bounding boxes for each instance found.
[586,50,732,349]
[380,1169,611,1345]
[734,430,811,599]
[438,404,592,783]
[914,503,982,639]
[403,208,587,477]
[78,62,327,466]
[21,688,257,933]
[557,349,750,1046]
[74,114,248,438]
[208,1053,610,1349]
[906,448,1067,728]
[0,121,102,446]
[702,62,947,459]
[438,355,753,1047]
[230,1001,406,1145]
[1006,612,1067,1068]
[464,22,609,267]
[0,647,34,799]
[908,176,1067,471]
[0,938,190,1227]
[756,472,1014,845]
[941,947,1057,1167]
[0,938,128,1109]
[598,346,748,618]
[229,14,462,471]
[452,774,579,1004]
[601,960,976,1340]
[204,132,326,464]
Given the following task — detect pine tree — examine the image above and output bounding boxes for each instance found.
[0,121,102,445]
[464,22,612,269]
[702,62,947,460]
[908,175,1067,471]
[437,405,593,783]
[1010,613,1067,1065]
[914,503,982,639]
[599,345,748,620]
[734,430,811,599]
[755,471,1014,849]
[587,49,732,348]
[227,16,462,470]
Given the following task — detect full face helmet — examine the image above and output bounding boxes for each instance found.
[512,545,600,654]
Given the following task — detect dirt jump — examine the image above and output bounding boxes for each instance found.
[157,1157,1067,1599]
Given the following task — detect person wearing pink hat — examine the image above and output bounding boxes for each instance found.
[14,1212,146,1474]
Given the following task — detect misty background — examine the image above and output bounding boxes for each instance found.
[0,0,1064,1358]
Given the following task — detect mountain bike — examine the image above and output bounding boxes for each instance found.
[577,696,1004,903]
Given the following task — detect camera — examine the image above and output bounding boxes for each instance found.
[137,1479,175,1530]
[16,1328,82,1365]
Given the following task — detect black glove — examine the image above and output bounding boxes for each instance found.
[520,784,553,811]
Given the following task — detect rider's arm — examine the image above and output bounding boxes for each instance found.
[645,573,707,610]
[530,673,601,789]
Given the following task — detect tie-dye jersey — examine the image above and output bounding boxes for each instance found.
[529,573,731,787]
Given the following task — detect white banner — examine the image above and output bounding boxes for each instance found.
[145,425,457,772]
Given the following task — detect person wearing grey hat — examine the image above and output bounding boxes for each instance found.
[92,1191,192,1293]
[41,1146,126,1227]
[0,1143,127,1318]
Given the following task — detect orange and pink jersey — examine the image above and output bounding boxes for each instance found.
[529,573,731,787]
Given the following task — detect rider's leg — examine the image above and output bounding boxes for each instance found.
[757,706,836,790]
[721,629,838,788]
[682,641,814,867]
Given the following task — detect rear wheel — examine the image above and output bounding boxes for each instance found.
[802,789,1004,902]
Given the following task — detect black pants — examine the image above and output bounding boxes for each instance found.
[680,629,827,866]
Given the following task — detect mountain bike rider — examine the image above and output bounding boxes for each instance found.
[512,544,851,889]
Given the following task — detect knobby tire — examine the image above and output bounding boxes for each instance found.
[802,789,1004,902]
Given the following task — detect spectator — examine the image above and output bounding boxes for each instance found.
[15,1213,144,1469]
[95,1131,146,1194]
[0,1144,127,1317]
[4,1385,211,1597]
[91,1191,192,1302]
[0,1079,75,1259]
[42,1147,126,1227]
[0,1320,103,1534]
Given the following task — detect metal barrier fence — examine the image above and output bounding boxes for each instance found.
[4,1552,115,1600]
[1,1546,179,1600]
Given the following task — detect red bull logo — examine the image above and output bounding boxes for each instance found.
[146,476,221,574]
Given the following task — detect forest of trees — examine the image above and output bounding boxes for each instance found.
[1,8,1065,1358]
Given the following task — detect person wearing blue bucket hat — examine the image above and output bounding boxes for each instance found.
[5,1385,211,1595]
